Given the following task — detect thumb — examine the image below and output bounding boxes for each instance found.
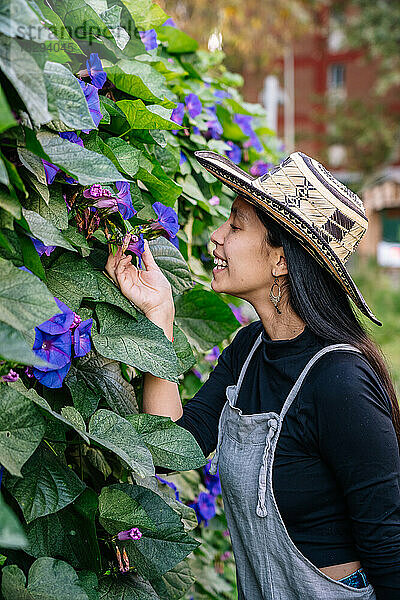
[141,239,159,271]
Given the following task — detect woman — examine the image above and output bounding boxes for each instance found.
[106,151,400,599]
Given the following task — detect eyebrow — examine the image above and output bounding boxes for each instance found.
[231,205,249,222]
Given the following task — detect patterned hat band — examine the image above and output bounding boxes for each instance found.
[194,150,381,326]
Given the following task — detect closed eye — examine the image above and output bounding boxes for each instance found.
[230,224,240,230]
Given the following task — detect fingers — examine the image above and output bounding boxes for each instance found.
[105,246,122,285]
[115,254,135,284]
[141,239,160,271]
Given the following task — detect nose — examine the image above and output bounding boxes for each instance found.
[210,220,228,247]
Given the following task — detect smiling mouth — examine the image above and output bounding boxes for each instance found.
[213,257,228,271]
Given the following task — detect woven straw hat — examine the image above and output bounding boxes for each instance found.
[194,149,381,326]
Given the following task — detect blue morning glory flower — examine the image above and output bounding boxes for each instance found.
[214,89,231,103]
[234,113,263,152]
[185,93,202,118]
[37,298,75,335]
[79,81,103,132]
[205,106,223,139]
[32,328,71,369]
[127,233,145,268]
[116,181,136,220]
[188,492,216,526]
[86,53,107,89]
[249,160,273,177]
[32,361,71,389]
[139,29,158,51]
[171,102,184,131]
[180,151,187,165]
[30,237,56,257]
[73,318,93,357]
[192,125,200,135]
[42,160,60,185]
[204,346,221,364]
[162,18,177,27]
[155,475,181,501]
[225,141,242,164]
[59,131,84,146]
[151,202,180,239]
[203,459,222,496]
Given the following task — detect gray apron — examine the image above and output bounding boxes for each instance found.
[209,333,377,600]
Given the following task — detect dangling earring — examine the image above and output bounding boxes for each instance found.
[269,276,282,314]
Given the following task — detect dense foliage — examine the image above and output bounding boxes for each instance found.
[0,0,279,597]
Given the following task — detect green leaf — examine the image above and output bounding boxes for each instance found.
[60,406,86,432]
[99,574,160,600]
[21,208,76,252]
[119,0,167,28]
[92,304,180,383]
[0,185,21,219]
[23,184,69,230]
[155,25,198,54]
[175,287,239,351]
[150,560,195,600]
[127,414,205,471]
[0,0,53,42]
[18,149,47,188]
[0,492,27,549]
[0,257,59,330]
[5,445,85,523]
[172,325,195,375]
[77,571,99,600]
[106,483,199,579]
[117,100,182,131]
[66,350,138,419]
[12,381,90,444]
[0,322,48,365]
[0,385,45,477]
[1,557,90,600]
[43,61,95,131]
[0,38,51,127]
[106,60,172,105]
[36,131,126,186]
[136,158,182,206]
[98,486,156,535]
[0,86,16,133]
[148,237,192,296]
[25,490,101,574]
[16,232,46,281]
[88,409,154,478]
[103,138,140,177]
[45,253,137,315]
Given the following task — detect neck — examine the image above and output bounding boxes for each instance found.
[251,298,306,341]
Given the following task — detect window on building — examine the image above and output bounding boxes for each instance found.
[328,63,346,90]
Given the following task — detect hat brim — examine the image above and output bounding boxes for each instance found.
[194,150,381,326]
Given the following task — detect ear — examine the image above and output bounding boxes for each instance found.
[271,248,288,277]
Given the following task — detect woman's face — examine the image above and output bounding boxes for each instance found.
[210,195,279,302]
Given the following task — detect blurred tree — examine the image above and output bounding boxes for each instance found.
[158,0,324,74]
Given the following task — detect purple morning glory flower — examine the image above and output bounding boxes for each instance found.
[30,237,56,257]
[228,303,249,325]
[139,29,158,51]
[151,202,180,240]
[73,318,93,358]
[249,160,273,177]
[86,53,107,89]
[205,106,223,139]
[18,266,33,274]
[79,81,102,132]
[214,89,231,103]
[162,18,177,27]
[2,369,19,383]
[42,160,60,185]
[83,184,118,211]
[192,368,202,380]
[116,181,136,220]
[117,527,142,541]
[180,151,187,165]
[127,233,145,268]
[205,346,220,363]
[32,328,71,369]
[32,361,71,389]
[203,459,222,496]
[189,492,216,526]
[171,102,184,134]
[192,125,200,135]
[155,475,181,501]
[169,235,180,250]
[233,114,263,152]
[185,93,202,118]
[209,195,220,206]
[225,141,242,164]
[59,131,84,147]
[38,298,75,335]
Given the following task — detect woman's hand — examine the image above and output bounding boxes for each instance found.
[105,240,174,321]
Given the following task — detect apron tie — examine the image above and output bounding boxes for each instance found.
[256,418,279,517]
[209,385,237,475]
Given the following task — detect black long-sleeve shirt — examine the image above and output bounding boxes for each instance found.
[176,321,400,599]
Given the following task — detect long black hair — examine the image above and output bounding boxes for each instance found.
[255,206,400,449]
